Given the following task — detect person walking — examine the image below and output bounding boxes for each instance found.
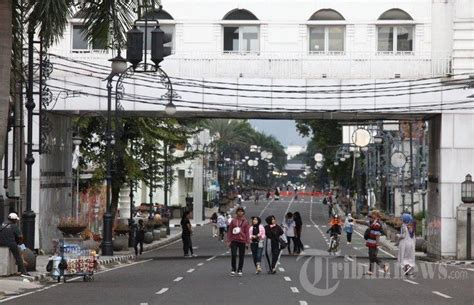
[264,215,284,274]
[210,212,218,238]
[397,213,416,275]
[0,213,29,276]
[217,212,227,242]
[134,219,145,256]
[227,207,250,276]
[181,211,196,258]
[283,212,296,255]
[365,210,389,275]
[344,213,354,245]
[254,191,260,205]
[293,211,304,254]
[249,216,265,274]
[328,200,334,218]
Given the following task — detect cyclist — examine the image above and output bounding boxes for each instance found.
[327,215,342,253]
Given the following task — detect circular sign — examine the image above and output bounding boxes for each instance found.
[352,128,371,147]
[314,153,324,162]
[391,151,407,168]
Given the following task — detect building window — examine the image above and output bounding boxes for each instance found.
[309,26,345,53]
[71,25,106,51]
[377,9,414,53]
[222,9,259,53]
[308,9,345,54]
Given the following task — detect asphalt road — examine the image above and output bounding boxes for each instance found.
[3,197,473,305]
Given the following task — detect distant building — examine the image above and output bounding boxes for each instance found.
[285,145,306,160]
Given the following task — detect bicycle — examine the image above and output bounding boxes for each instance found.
[328,234,340,254]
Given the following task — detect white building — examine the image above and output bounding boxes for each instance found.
[0,0,473,257]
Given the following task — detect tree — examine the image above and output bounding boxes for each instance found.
[77,116,196,220]
[296,120,354,190]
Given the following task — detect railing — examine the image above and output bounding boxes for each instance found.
[49,49,452,79]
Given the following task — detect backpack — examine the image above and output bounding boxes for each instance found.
[363,227,371,240]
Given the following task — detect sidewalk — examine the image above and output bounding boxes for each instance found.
[0,229,181,294]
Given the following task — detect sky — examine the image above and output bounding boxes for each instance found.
[249,120,308,147]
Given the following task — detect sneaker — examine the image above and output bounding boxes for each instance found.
[237,271,243,277]
[184,254,192,258]
[256,264,262,273]
[230,271,236,276]
[192,254,198,257]
[21,273,32,277]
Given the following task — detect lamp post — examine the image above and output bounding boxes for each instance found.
[101,55,128,257]
[72,134,82,219]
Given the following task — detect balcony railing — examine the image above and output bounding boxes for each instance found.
[50,49,452,79]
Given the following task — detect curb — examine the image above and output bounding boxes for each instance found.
[30,234,181,282]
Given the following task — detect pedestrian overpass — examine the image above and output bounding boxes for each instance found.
[19,51,474,258]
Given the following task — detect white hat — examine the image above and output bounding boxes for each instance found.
[8,213,19,220]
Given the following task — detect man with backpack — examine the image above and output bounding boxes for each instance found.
[365,210,389,276]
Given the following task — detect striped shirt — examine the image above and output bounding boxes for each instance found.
[366,220,383,249]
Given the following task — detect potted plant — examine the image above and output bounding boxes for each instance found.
[144,220,156,243]
[57,217,87,236]
[114,222,130,236]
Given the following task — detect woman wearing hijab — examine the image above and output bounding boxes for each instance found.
[397,213,416,275]
[264,215,284,274]
[249,216,266,274]
[344,213,354,245]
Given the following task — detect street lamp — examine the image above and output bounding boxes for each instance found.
[102,54,129,257]
[72,133,82,220]
[461,174,474,203]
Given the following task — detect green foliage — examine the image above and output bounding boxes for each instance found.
[77,116,197,217]
[295,120,354,189]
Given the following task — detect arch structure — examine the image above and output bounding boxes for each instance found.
[376,8,415,53]
[308,9,346,54]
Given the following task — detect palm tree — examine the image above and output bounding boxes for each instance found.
[0,0,162,169]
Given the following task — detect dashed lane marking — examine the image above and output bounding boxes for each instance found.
[432,291,452,299]
[187,268,195,273]
[304,245,310,249]
[403,279,419,285]
[140,303,148,305]
[206,255,217,262]
[279,267,285,272]
[173,277,183,282]
[155,288,169,295]
[197,263,204,266]
[466,268,474,272]
[306,225,312,228]
[344,255,354,262]
[284,276,292,281]
[290,287,300,293]
[299,301,308,305]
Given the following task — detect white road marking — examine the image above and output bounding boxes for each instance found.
[432,291,452,299]
[187,268,195,273]
[290,287,300,293]
[314,225,319,228]
[403,279,419,285]
[206,255,217,262]
[155,288,169,295]
[299,301,308,305]
[259,198,275,217]
[465,268,474,272]
[173,277,183,282]
[359,263,369,267]
[279,267,285,272]
[140,303,148,305]
[321,225,327,228]
[197,263,204,266]
[379,247,396,258]
[284,276,292,281]
[304,245,310,249]
[344,255,354,262]
[306,225,312,228]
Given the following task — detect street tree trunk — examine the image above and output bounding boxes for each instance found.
[0,0,13,162]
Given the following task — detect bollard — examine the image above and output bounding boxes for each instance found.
[467,207,472,260]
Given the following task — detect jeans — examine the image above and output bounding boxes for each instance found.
[286,237,295,254]
[250,242,263,266]
[346,232,352,243]
[230,241,246,272]
[134,238,144,255]
[9,244,26,274]
[368,247,383,272]
[182,234,193,255]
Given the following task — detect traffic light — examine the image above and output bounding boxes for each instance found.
[126,25,144,69]
[151,25,172,66]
